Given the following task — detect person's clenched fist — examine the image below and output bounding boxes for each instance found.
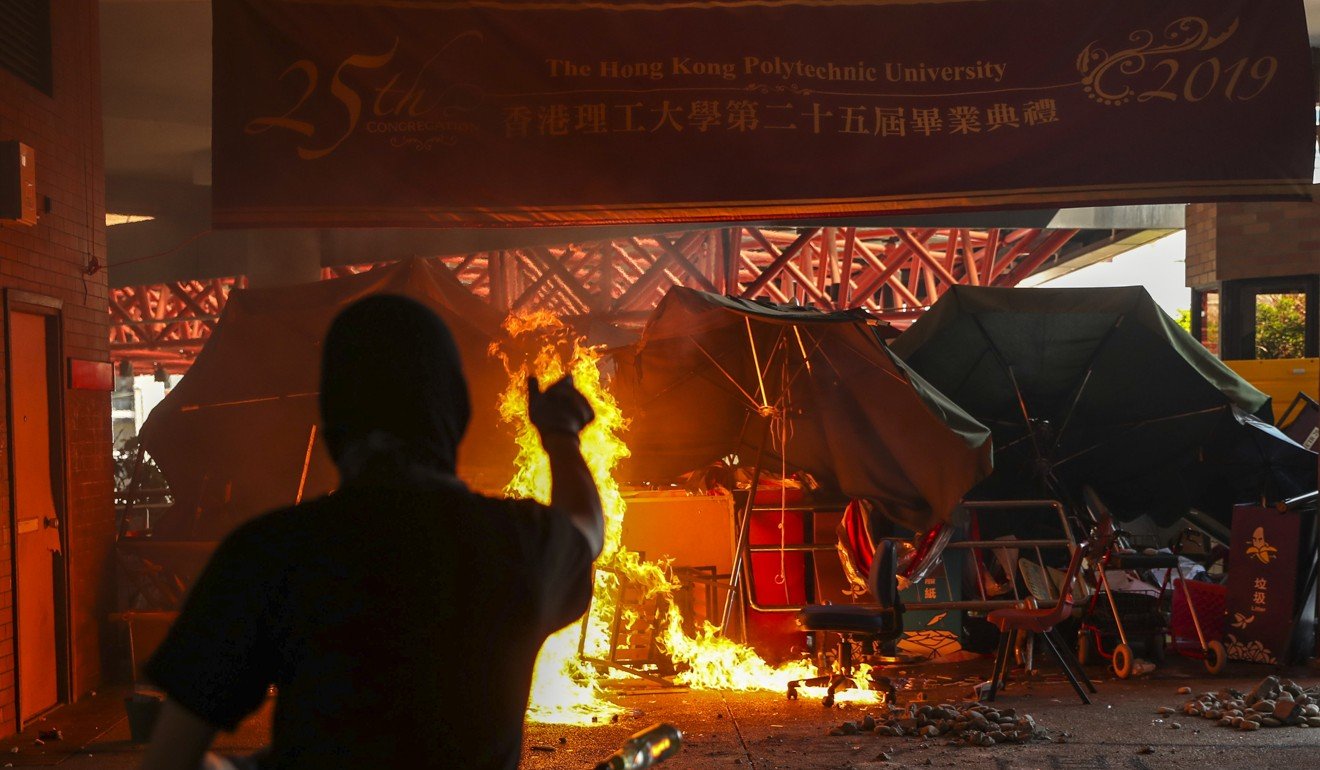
[527,375,595,438]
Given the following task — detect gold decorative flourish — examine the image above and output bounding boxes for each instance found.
[742,83,816,96]
[1230,612,1256,630]
[1076,16,1238,106]
[1225,634,1275,665]
[388,136,458,151]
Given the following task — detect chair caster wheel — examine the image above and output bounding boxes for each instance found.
[822,695,835,708]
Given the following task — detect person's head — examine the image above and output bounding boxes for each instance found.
[320,295,470,477]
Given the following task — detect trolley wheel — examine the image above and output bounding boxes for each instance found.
[1077,631,1093,666]
[1146,633,1166,665]
[1112,643,1134,679]
[1204,639,1227,675]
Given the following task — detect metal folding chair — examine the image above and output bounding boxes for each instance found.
[986,542,1096,704]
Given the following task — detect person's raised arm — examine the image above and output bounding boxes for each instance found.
[528,375,603,557]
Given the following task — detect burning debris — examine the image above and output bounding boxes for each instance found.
[828,702,1051,747]
[1164,675,1320,730]
[495,313,885,725]
[495,312,649,725]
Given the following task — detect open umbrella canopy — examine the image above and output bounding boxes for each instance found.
[138,259,511,540]
[616,288,992,531]
[1191,407,1318,518]
[891,285,1273,525]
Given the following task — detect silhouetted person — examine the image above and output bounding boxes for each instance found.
[141,295,603,770]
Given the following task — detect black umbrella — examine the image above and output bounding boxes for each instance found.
[1190,407,1318,519]
[617,288,993,625]
[138,259,512,541]
[619,288,993,529]
[891,285,1273,526]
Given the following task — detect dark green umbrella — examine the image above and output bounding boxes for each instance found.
[891,285,1272,526]
[617,287,993,533]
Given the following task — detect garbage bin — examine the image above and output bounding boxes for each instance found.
[124,692,163,743]
[1225,504,1318,665]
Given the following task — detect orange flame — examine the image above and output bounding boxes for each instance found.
[493,312,883,724]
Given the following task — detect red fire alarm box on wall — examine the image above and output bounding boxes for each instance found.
[0,141,37,226]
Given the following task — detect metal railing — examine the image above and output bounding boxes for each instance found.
[738,499,1079,616]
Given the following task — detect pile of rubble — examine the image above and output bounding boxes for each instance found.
[1164,675,1320,731]
[828,701,1050,747]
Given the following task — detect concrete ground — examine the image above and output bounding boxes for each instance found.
[3,657,1318,768]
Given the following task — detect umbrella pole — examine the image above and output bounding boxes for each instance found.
[720,416,773,634]
[968,314,1045,465]
[1049,314,1125,456]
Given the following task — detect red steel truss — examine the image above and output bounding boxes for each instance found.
[111,277,248,372]
[112,226,1078,372]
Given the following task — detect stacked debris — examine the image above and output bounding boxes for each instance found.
[828,702,1050,746]
[1165,676,1320,730]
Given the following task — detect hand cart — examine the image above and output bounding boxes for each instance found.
[1075,488,1226,678]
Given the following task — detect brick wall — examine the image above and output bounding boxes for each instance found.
[1185,203,1218,290]
[1186,199,1320,285]
[0,1,110,736]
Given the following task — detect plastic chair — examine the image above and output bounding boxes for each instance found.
[986,541,1096,704]
[788,540,904,706]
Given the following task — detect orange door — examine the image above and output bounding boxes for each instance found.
[10,311,61,721]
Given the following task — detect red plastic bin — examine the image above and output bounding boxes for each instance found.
[1170,578,1226,651]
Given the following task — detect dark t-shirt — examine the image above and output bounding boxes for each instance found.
[145,481,593,769]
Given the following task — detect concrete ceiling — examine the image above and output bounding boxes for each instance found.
[97,0,1319,285]
[102,1,210,192]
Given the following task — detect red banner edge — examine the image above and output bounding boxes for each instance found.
[212,179,1314,229]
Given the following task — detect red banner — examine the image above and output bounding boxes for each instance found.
[213,0,1315,228]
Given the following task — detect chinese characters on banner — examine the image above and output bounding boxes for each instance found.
[212,0,1315,228]
[500,98,1064,138]
[1225,506,1311,665]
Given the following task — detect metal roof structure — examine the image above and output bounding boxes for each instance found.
[98,1,1317,370]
